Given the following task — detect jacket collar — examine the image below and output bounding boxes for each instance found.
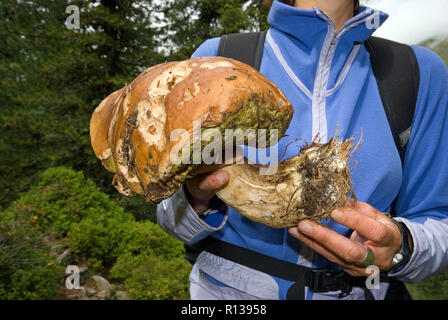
[267,0,389,48]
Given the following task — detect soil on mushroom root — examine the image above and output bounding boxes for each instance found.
[291,137,357,221]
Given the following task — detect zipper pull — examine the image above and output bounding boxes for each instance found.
[331,31,339,45]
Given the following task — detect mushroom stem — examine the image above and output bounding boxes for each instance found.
[216,137,358,228]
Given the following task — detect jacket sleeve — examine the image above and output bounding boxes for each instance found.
[157,186,228,244]
[389,46,448,282]
[156,37,227,244]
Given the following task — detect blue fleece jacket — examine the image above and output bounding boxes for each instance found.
[157,1,448,300]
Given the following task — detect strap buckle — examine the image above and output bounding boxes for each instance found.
[308,269,353,298]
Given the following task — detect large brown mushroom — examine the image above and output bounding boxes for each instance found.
[90,57,293,203]
[90,56,356,228]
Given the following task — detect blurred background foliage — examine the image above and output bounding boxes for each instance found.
[0,0,446,300]
[0,166,191,299]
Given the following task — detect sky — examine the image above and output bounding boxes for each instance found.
[361,0,448,45]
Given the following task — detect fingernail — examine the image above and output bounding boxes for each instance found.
[331,209,344,220]
[298,221,313,235]
[216,171,227,183]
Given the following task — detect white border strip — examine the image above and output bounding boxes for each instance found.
[326,44,361,96]
[266,30,313,99]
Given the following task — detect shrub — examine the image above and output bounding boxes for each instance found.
[0,208,64,299]
[68,215,130,270]
[110,253,191,300]
[1,166,189,298]
[69,218,185,270]
[118,221,185,260]
[6,166,133,237]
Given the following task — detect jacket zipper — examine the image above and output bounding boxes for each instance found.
[312,9,342,142]
[331,31,339,45]
[316,9,344,91]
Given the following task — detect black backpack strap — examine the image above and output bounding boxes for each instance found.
[365,36,420,165]
[365,37,420,217]
[202,237,381,300]
[217,31,267,70]
[202,237,411,300]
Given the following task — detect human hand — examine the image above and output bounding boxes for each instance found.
[289,200,408,276]
[184,148,243,214]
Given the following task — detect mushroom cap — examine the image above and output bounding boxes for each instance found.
[90,56,294,203]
